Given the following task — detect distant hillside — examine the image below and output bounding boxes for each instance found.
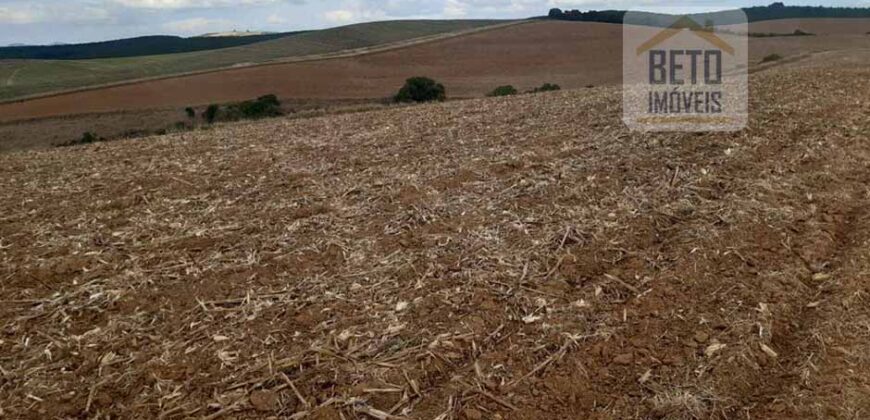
[546,3,870,24]
[0,20,508,101]
[742,3,870,21]
[199,31,276,38]
[0,33,299,60]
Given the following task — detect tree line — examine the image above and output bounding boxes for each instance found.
[546,3,870,25]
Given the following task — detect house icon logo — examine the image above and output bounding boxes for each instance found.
[635,16,735,56]
[622,9,749,132]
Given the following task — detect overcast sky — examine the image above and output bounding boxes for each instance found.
[1,0,868,45]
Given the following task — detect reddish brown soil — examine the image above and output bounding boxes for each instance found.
[0,21,619,122]
[1,50,869,419]
[0,99,385,152]
[4,20,867,124]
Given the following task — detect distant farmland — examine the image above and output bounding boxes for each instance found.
[2,19,870,124]
[0,20,508,101]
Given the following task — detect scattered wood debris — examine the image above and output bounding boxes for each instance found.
[1,58,870,419]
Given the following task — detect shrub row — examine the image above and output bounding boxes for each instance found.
[58,94,284,148]
[202,94,284,123]
[394,77,446,103]
[60,80,567,149]
[391,77,564,104]
[486,83,562,97]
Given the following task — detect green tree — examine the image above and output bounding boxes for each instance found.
[394,77,446,103]
[224,94,283,121]
[488,85,518,97]
[80,132,99,144]
[529,83,561,93]
[203,104,219,124]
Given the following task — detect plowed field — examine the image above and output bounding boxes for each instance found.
[1,50,869,419]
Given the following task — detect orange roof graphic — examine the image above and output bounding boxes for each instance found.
[636,16,735,56]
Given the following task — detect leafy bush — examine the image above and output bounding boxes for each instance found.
[203,104,219,124]
[121,128,152,139]
[228,94,283,120]
[57,131,105,147]
[394,77,446,103]
[80,132,100,144]
[761,53,783,63]
[256,94,280,108]
[488,85,518,97]
[529,83,561,93]
[201,96,284,124]
[185,107,196,119]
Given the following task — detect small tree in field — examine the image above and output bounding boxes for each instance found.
[185,107,196,119]
[529,83,561,93]
[394,77,446,103]
[488,85,518,97]
[203,104,219,124]
[80,132,100,144]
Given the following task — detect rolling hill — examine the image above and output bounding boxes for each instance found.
[0,33,299,60]
[2,19,869,124]
[0,20,509,102]
[3,4,869,103]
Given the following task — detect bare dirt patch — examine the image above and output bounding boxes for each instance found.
[1,52,869,419]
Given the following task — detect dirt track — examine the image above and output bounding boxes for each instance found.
[1,49,869,418]
[3,19,869,123]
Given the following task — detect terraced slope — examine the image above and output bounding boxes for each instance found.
[0,20,508,101]
[1,51,869,419]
